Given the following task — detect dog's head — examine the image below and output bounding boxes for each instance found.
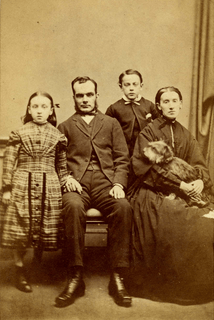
[143,140,174,164]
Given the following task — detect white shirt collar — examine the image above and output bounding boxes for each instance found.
[122,94,141,104]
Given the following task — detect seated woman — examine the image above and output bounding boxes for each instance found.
[129,86,214,301]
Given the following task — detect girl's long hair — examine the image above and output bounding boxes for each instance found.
[22,91,57,127]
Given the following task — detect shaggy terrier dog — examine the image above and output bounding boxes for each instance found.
[143,140,209,207]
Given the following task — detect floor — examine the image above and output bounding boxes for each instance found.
[0,247,213,320]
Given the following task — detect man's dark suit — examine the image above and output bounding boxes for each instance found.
[58,111,132,269]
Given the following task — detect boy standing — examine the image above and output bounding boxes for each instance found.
[106,69,159,156]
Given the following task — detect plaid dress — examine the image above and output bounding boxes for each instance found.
[1,121,68,250]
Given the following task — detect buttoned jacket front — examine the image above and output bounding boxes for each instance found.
[106,97,159,147]
[58,111,130,188]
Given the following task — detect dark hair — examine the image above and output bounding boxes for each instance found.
[22,91,57,127]
[118,69,143,86]
[71,76,98,94]
[155,86,183,105]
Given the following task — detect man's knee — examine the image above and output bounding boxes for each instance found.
[62,192,85,220]
[113,198,133,219]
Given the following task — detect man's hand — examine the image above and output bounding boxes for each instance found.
[109,185,125,199]
[64,176,82,194]
[2,191,11,205]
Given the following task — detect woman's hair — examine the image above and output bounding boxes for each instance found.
[118,69,143,86]
[155,86,183,105]
[22,91,57,127]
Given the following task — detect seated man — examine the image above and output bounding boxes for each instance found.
[55,76,133,308]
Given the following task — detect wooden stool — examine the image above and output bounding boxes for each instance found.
[85,209,108,247]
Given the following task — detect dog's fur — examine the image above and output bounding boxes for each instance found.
[143,140,208,207]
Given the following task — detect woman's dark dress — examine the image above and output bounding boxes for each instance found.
[130,117,214,295]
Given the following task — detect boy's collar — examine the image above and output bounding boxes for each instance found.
[122,94,141,105]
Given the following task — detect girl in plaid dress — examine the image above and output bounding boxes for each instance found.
[1,91,68,293]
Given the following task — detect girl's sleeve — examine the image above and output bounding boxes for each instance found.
[55,134,68,187]
[2,131,21,192]
[132,129,182,192]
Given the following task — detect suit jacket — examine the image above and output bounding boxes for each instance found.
[58,111,130,188]
[106,97,159,153]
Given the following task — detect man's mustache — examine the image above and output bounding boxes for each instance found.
[74,101,98,113]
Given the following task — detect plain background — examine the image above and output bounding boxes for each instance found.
[1,2,214,319]
[0,0,195,138]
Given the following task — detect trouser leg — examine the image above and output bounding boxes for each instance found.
[101,198,132,269]
[62,171,133,269]
[61,192,87,268]
[89,171,133,307]
[90,171,133,269]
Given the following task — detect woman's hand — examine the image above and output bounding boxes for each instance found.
[180,181,194,194]
[189,179,204,195]
[2,191,11,205]
[180,179,204,198]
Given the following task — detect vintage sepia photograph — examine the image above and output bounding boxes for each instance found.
[0,0,213,319]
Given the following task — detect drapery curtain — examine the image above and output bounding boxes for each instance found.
[189,0,214,197]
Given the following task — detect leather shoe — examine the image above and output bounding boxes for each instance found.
[15,266,32,293]
[109,272,132,307]
[55,269,85,308]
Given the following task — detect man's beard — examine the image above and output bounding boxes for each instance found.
[74,101,98,115]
